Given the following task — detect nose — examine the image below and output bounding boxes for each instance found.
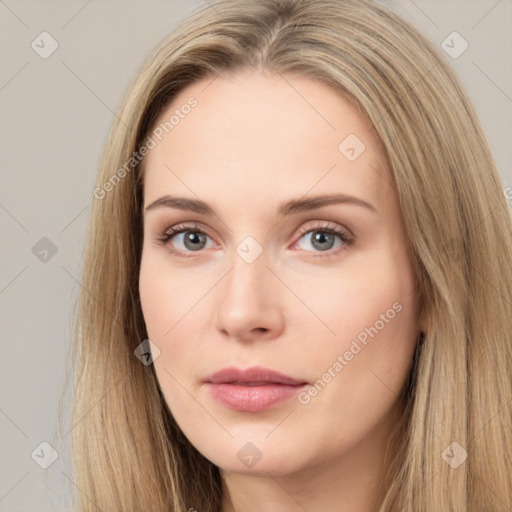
[214,249,285,343]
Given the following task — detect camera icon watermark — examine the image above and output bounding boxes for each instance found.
[32,237,58,263]
[236,236,263,264]
[237,442,262,468]
[441,441,468,469]
[134,339,161,365]
[443,236,463,263]
[31,31,59,59]
[338,134,366,161]
[441,31,468,59]
[31,441,59,469]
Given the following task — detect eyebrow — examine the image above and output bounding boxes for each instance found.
[144,193,378,216]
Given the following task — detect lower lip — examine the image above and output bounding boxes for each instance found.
[205,383,306,412]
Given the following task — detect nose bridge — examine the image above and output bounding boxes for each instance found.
[224,244,268,307]
[214,238,284,339]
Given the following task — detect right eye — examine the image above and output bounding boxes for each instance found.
[156,223,215,255]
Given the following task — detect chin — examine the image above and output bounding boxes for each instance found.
[195,438,309,477]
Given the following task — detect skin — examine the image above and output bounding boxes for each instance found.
[139,69,424,512]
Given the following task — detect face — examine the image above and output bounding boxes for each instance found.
[139,70,421,477]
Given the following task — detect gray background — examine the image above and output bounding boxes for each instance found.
[1,1,510,510]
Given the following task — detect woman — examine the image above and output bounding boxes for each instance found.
[70,0,512,510]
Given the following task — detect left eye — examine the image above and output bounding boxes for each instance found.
[295,228,347,252]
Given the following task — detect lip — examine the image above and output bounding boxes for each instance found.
[204,366,308,412]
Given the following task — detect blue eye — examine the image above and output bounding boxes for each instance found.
[298,230,340,251]
[157,223,213,255]
[294,224,353,255]
[156,221,353,259]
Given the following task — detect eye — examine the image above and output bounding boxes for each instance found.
[155,221,353,259]
[155,222,215,257]
[293,222,353,256]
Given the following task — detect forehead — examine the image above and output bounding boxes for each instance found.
[142,70,395,216]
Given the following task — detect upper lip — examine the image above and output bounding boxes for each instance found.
[205,366,307,386]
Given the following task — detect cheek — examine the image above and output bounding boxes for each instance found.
[139,252,214,340]
[139,262,170,341]
[322,266,416,357]
[294,246,419,412]
[138,253,219,391]
[287,242,418,389]
[138,258,204,414]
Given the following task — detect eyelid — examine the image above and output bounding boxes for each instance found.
[156,221,216,245]
[295,220,353,239]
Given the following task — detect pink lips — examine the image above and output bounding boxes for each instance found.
[204,366,308,412]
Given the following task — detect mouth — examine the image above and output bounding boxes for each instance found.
[204,366,308,412]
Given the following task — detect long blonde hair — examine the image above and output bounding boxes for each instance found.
[68,0,512,510]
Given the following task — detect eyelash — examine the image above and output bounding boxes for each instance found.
[155,221,354,260]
